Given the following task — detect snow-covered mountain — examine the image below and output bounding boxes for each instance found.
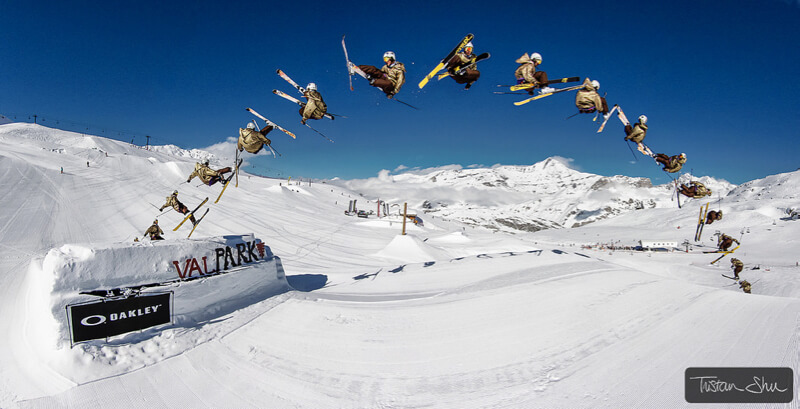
[3,123,800,409]
[330,157,737,233]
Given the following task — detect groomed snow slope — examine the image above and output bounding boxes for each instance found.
[1,123,799,408]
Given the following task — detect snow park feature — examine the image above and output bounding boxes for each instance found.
[25,233,289,350]
[3,122,800,407]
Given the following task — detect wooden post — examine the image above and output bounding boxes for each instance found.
[402,202,407,235]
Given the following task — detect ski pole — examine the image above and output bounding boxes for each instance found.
[268,144,281,157]
[565,112,580,120]
[624,140,638,161]
[304,124,335,143]
[390,97,419,110]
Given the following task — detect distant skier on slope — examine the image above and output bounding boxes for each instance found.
[717,233,739,251]
[624,114,649,148]
[446,41,482,89]
[300,83,328,125]
[575,78,609,118]
[357,51,406,98]
[653,152,686,173]
[238,122,273,154]
[159,191,197,226]
[705,209,723,225]
[678,181,712,198]
[187,160,232,186]
[739,279,752,294]
[514,52,553,95]
[730,258,744,280]
[143,219,165,240]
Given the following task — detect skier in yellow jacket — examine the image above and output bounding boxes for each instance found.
[238,122,273,154]
[187,160,232,186]
[358,51,406,98]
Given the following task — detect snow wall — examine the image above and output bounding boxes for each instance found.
[27,234,290,349]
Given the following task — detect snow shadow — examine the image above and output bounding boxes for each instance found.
[286,274,328,292]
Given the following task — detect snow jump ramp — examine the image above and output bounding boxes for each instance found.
[27,234,291,348]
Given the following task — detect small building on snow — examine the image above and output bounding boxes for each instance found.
[638,240,678,251]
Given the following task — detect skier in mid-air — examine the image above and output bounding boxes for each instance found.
[730,258,744,280]
[575,77,609,118]
[514,52,553,95]
[357,51,406,98]
[187,160,232,186]
[143,219,164,240]
[653,152,686,173]
[705,209,723,224]
[717,233,739,251]
[624,114,649,149]
[159,191,197,226]
[678,181,712,198]
[300,83,328,125]
[446,41,481,89]
[238,122,273,154]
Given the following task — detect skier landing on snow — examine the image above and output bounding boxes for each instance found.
[143,219,165,240]
[187,160,232,186]
[238,122,273,154]
[300,83,328,125]
[159,191,197,226]
[357,51,406,98]
[730,258,744,280]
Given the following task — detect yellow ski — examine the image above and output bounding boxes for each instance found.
[418,33,473,89]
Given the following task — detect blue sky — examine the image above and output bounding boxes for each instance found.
[2,0,799,184]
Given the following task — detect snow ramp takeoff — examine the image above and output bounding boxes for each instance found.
[26,234,291,349]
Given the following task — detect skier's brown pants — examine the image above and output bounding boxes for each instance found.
[358,65,395,95]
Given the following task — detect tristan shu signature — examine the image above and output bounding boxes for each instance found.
[690,375,789,394]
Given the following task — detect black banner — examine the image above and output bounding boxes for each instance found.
[685,367,793,403]
[68,293,171,343]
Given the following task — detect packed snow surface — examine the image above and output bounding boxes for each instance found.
[1,123,799,408]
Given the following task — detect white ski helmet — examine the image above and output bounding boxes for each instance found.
[246,122,256,130]
[680,153,687,159]
[307,82,317,91]
[591,80,600,90]
[465,42,474,49]
[383,51,396,61]
[172,190,178,195]
[530,52,542,63]
[638,115,648,124]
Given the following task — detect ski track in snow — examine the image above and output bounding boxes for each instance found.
[2,123,800,408]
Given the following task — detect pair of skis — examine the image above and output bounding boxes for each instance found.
[215,158,243,204]
[342,35,418,110]
[418,33,474,89]
[707,245,740,264]
[513,84,584,106]
[502,77,581,92]
[245,107,295,140]
[173,197,209,238]
[436,52,491,81]
[695,202,711,241]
